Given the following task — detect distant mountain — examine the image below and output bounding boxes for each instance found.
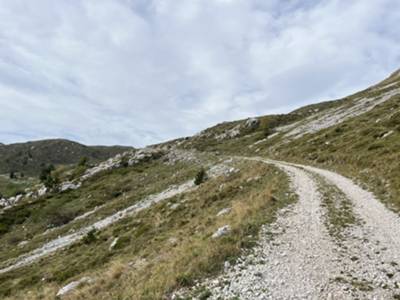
[0,139,132,176]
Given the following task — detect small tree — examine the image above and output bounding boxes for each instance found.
[194,168,206,185]
[78,156,88,167]
[9,171,15,179]
[39,165,58,189]
[82,229,97,244]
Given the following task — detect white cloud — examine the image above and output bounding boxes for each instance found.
[0,0,399,146]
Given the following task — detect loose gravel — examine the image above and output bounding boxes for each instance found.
[177,158,400,299]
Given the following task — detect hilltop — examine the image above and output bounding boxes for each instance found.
[0,139,132,176]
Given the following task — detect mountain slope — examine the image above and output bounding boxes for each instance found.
[0,69,399,299]
[0,139,132,176]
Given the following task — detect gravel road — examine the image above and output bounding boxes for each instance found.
[177,158,400,299]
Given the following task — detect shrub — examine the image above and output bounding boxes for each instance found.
[39,165,55,181]
[78,156,88,167]
[47,210,76,227]
[39,164,59,189]
[194,168,206,185]
[83,229,97,244]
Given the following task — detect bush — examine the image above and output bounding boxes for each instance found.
[83,229,97,244]
[39,165,55,182]
[39,164,59,189]
[47,210,76,227]
[194,168,206,185]
[78,156,88,167]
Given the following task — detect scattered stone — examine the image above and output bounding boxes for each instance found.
[170,203,180,210]
[381,131,394,139]
[56,277,93,297]
[212,225,231,239]
[109,237,119,251]
[216,208,231,217]
[60,182,81,192]
[168,237,179,246]
[38,186,47,197]
[18,240,29,248]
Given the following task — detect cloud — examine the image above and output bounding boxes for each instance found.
[0,0,399,146]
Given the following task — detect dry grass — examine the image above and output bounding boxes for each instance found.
[3,160,293,300]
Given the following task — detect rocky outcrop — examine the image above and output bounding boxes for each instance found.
[60,182,81,192]
[81,148,164,181]
[0,194,23,209]
[56,277,93,297]
[245,117,260,129]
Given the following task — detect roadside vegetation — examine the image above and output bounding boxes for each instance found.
[0,159,295,299]
[271,93,400,212]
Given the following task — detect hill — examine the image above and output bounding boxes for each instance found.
[0,69,399,299]
[0,139,132,176]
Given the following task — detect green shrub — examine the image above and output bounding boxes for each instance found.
[194,168,206,186]
[78,156,88,167]
[82,229,97,244]
[47,210,76,227]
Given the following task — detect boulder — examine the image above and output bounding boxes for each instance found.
[245,117,260,129]
[212,225,231,238]
[60,182,81,192]
[109,237,119,251]
[56,277,93,297]
[216,207,231,217]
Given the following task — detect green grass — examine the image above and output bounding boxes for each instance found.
[0,159,295,300]
[0,158,202,264]
[313,173,359,241]
[0,175,37,199]
[269,94,400,212]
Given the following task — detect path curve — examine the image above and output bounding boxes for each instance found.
[178,157,400,299]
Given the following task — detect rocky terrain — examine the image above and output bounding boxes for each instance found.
[0,69,399,299]
[176,158,400,299]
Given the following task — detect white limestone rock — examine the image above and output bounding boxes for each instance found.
[216,207,231,217]
[56,276,93,297]
[212,225,231,239]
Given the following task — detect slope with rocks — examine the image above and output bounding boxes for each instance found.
[0,145,293,299]
[0,69,399,299]
[177,158,400,299]
[0,139,132,176]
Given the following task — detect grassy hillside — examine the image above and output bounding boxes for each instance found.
[0,69,399,299]
[0,139,132,176]
[174,70,400,212]
[0,151,295,299]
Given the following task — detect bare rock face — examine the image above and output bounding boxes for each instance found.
[60,182,81,192]
[81,148,164,181]
[215,125,242,141]
[245,117,260,129]
[127,148,164,166]
[0,194,23,209]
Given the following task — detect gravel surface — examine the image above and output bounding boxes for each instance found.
[177,158,400,299]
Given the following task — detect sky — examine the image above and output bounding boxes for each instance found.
[0,0,400,147]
